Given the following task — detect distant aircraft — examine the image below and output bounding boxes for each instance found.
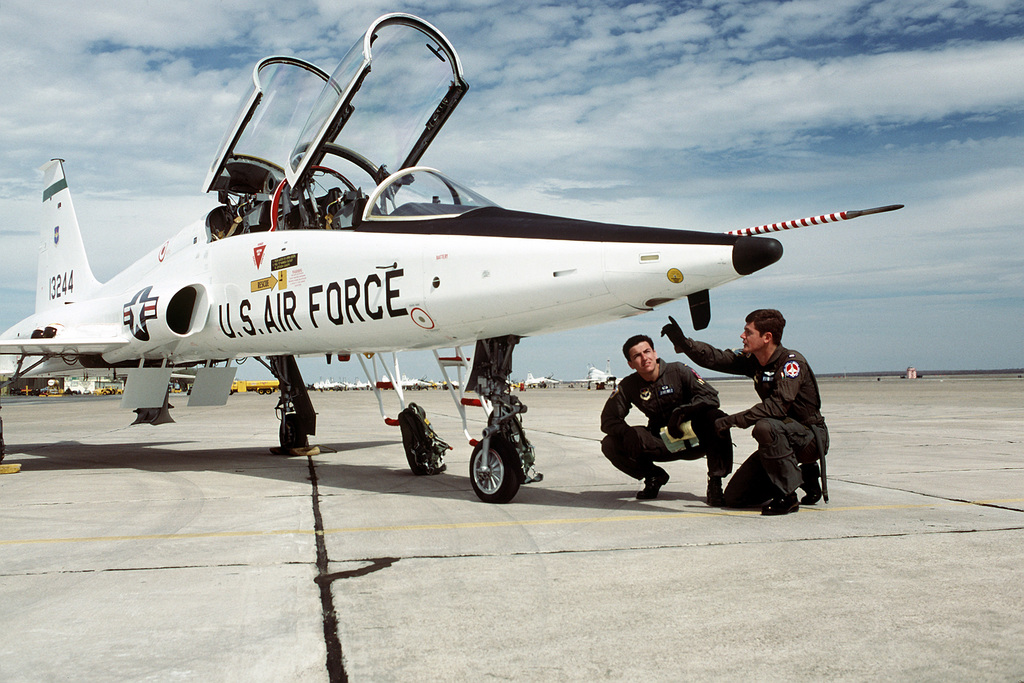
[523,373,561,388]
[0,13,901,502]
[574,360,617,388]
[374,375,436,390]
[311,378,370,391]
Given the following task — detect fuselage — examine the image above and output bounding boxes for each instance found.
[2,209,781,369]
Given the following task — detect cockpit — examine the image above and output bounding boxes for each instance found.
[366,167,497,220]
[203,13,491,239]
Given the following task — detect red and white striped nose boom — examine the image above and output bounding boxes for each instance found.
[727,204,903,236]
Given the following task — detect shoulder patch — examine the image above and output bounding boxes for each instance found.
[783,360,801,378]
[689,366,705,385]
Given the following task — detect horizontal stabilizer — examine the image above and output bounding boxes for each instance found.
[0,337,129,356]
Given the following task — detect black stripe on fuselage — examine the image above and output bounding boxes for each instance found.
[355,206,738,246]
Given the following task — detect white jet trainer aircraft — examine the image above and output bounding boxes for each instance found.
[0,13,901,502]
[574,361,617,389]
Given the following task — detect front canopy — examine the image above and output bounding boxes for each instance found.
[362,167,499,221]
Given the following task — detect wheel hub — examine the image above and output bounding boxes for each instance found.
[474,449,503,494]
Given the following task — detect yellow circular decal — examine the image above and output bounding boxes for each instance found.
[666,268,684,284]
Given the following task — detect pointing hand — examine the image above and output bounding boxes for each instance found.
[660,316,689,349]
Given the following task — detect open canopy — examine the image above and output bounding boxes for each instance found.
[205,13,468,196]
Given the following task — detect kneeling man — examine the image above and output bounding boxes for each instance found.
[662,309,828,515]
[600,334,733,504]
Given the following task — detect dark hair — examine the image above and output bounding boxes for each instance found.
[745,309,785,343]
[622,334,654,360]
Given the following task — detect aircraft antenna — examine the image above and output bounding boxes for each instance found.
[727,204,903,236]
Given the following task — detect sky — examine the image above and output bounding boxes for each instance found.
[1,0,1022,384]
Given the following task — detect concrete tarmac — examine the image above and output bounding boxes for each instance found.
[1,376,1022,681]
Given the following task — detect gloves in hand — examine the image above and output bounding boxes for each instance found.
[668,405,695,438]
[714,416,734,437]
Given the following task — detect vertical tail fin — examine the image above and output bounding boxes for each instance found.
[37,160,101,312]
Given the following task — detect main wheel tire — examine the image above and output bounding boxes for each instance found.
[279,413,307,450]
[470,435,522,504]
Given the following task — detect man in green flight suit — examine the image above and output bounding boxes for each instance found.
[600,334,733,504]
[662,309,827,515]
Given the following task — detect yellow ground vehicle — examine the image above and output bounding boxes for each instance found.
[230,380,280,395]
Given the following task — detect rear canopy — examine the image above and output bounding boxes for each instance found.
[205,13,468,196]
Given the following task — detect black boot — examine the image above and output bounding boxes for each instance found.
[706,475,724,506]
[636,469,669,500]
[762,492,799,516]
[800,462,822,505]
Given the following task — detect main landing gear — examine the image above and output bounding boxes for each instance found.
[466,335,542,503]
[265,355,317,454]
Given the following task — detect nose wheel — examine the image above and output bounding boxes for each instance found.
[470,435,522,504]
[466,335,542,503]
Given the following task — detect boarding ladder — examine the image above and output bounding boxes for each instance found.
[434,347,490,445]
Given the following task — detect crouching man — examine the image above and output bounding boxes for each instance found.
[600,334,733,504]
[662,309,828,515]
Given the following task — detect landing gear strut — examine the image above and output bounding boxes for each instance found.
[466,335,542,503]
[265,355,317,453]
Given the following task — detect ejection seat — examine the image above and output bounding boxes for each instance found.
[207,205,237,240]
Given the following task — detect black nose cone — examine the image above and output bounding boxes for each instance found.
[732,236,783,275]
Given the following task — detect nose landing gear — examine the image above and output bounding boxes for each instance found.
[467,335,542,503]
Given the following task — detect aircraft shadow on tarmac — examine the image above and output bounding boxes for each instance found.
[306,444,718,512]
[6,439,714,513]
[5,439,397,475]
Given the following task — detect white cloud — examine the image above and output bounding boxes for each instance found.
[0,0,1021,374]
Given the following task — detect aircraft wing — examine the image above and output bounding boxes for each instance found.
[0,338,129,356]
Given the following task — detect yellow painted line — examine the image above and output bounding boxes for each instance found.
[0,464,22,475]
[818,499,1024,512]
[322,509,756,535]
[1,499,1022,548]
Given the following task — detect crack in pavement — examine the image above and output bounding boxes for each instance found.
[307,454,347,683]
